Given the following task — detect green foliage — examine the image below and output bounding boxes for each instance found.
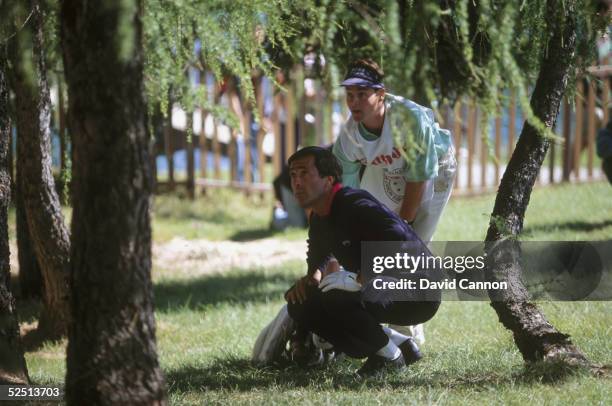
[5,0,607,141]
[142,0,307,125]
[2,2,37,89]
[285,0,608,137]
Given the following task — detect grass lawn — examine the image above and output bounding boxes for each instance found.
[16,181,612,405]
[151,189,306,242]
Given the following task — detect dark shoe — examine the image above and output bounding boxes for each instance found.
[398,337,422,365]
[357,353,406,377]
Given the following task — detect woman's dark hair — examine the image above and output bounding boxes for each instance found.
[347,58,384,81]
[288,146,343,184]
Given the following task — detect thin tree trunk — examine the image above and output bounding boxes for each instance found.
[8,1,71,339]
[61,0,167,403]
[0,46,29,385]
[16,153,43,300]
[485,0,587,365]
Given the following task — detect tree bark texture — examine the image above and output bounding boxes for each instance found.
[61,1,166,404]
[485,0,587,364]
[0,47,29,385]
[16,162,43,300]
[8,1,71,339]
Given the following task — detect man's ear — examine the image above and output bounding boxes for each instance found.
[376,88,385,100]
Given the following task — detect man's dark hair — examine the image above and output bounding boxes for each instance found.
[288,146,343,184]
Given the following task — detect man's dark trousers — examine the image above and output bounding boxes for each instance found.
[287,281,440,358]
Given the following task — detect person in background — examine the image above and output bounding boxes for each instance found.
[597,119,612,184]
[270,164,308,230]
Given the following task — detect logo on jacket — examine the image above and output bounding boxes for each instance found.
[383,167,405,204]
[371,147,402,166]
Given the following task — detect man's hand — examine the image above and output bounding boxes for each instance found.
[285,270,321,304]
[319,270,361,293]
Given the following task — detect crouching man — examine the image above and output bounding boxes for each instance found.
[285,146,441,376]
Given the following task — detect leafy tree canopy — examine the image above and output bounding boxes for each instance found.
[2,0,609,133]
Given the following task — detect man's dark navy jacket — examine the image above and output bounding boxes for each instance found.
[306,185,423,276]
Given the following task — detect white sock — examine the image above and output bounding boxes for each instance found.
[375,338,401,360]
[383,326,411,346]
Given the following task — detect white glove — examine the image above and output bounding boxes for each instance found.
[319,270,361,293]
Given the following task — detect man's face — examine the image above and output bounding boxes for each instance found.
[344,85,384,123]
[289,155,330,208]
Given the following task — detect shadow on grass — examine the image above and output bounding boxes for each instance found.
[229,226,308,242]
[154,270,296,312]
[156,210,236,225]
[165,357,594,394]
[523,219,612,235]
[20,327,64,352]
[165,358,358,393]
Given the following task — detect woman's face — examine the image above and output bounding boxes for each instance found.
[344,85,385,123]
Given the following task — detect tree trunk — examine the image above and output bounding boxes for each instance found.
[8,1,71,339]
[16,155,43,300]
[0,46,29,385]
[485,0,587,365]
[61,1,167,403]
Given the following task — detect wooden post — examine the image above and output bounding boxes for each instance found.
[256,80,265,185]
[211,83,221,181]
[453,101,463,191]
[297,67,306,147]
[227,80,247,187]
[480,113,488,189]
[573,81,584,180]
[508,90,516,161]
[231,83,249,186]
[229,129,237,182]
[549,138,556,185]
[212,117,221,180]
[164,93,175,190]
[494,111,502,185]
[186,113,195,199]
[466,102,476,191]
[315,82,324,146]
[257,127,264,186]
[199,111,208,179]
[272,92,282,175]
[286,81,296,160]
[587,79,596,178]
[603,77,610,125]
[562,98,572,182]
[244,108,252,185]
[443,104,451,129]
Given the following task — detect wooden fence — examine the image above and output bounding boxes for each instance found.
[50,66,611,198]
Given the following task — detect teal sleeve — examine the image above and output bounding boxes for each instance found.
[399,112,439,182]
[332,141,361,188]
